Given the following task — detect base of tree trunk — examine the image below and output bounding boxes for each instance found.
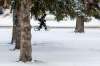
[19,55,32,62]
[74,28,84,33]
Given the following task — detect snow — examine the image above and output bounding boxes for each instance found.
[0,9,100,66]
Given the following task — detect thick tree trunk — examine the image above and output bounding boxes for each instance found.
[15,22,21,49]
[15,8,21,49]
[11,2,21,50]
[75,16,84,33]
[10,0,21,49]
[19,0,32,62]
[20,16,32,62]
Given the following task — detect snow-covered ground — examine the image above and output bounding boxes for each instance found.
[0,28,100,66]
[0,9,100,66]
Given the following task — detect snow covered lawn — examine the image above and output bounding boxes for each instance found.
[0,9,100,66]
[0,28,100,66]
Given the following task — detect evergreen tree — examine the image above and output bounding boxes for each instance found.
[31,0,46,19]
[84,0,100,19]
[73,0,86,33]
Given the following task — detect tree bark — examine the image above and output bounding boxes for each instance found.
[14,6,21,49]
[11,9,17,44]
[11,22,16,44]
[19,0,32,62]
[15,19,21,49]
[75,16,84,33]
[11,0,21,49]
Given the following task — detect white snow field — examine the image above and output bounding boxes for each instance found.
[0,9,100,66]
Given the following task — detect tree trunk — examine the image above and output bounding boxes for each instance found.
[19,0,32,62]
[75,16,84,33]
[11,1,21,49]
[11,23,16,44]
[12,6,21,49]
[11,9,17,44]
[15,20,21,49]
